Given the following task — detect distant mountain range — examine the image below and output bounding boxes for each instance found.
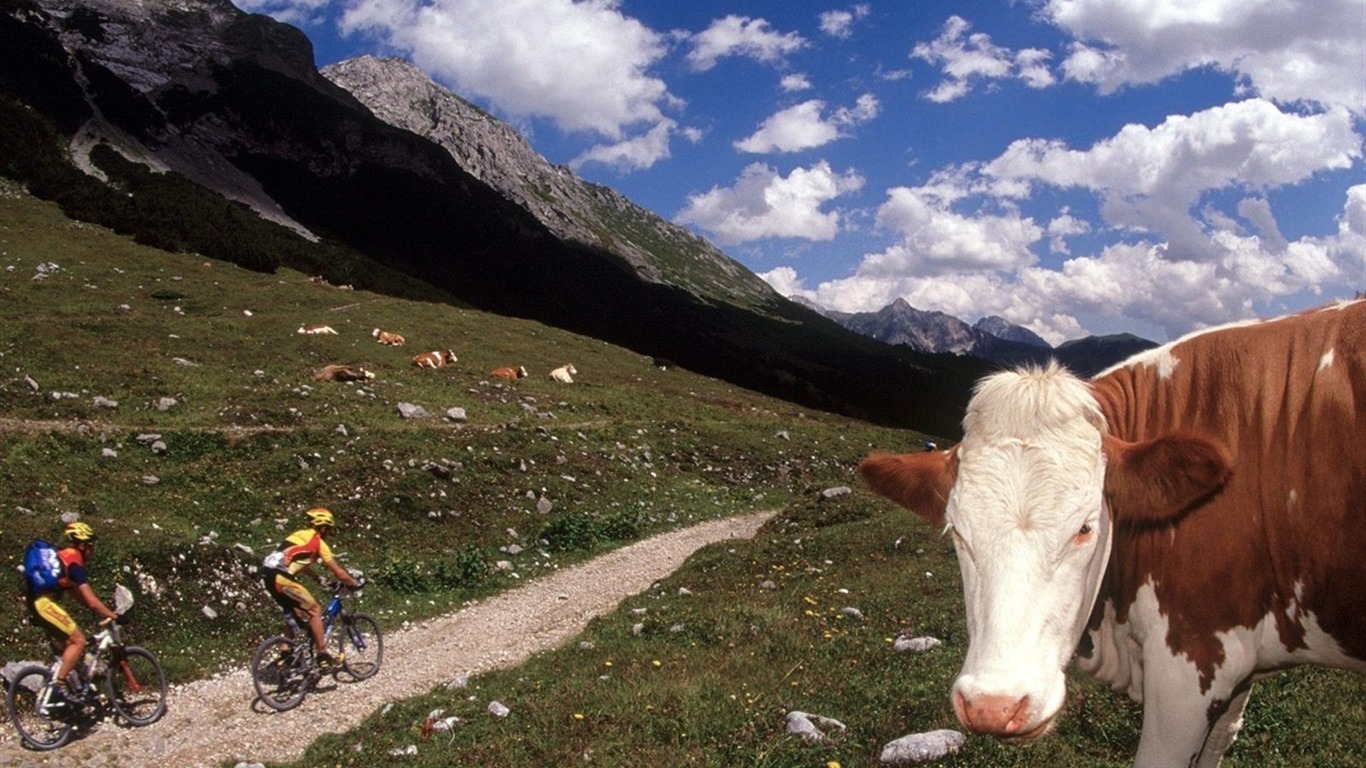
[796,297,1157,378]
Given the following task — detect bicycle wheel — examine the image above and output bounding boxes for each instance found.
[250,636,311,711]
[104,647,167,726]
[6,664,75,751]
[335,612,383,681]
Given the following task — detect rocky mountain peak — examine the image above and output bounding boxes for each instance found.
[322,55,777,307]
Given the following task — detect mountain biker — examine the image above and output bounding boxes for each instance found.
[260,508,362,669]
[24,521,120,704]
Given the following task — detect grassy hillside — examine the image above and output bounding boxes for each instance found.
[0,180,918,677]
[1,181,1360,767]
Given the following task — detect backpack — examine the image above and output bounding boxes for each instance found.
[23,539,64,593]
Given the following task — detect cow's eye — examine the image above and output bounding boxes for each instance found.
[1075,522,1095,545]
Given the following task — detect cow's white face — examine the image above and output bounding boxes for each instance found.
[942,368,1113,738]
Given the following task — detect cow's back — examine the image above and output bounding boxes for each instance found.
[1090,300,1366,683]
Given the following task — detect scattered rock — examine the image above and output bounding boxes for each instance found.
[785,711,847,744]
[202,606,218,620]
[92,396,118,409]
[821,486,852,499]
[172,357,197,367]
[775,430,790,440]
[155,397,178,411]
[893,636,942,654]
[879,729,965,764]
[841,606,865,620]
[445,407,468,422]
[536,495,553,515]
[23,375,38,392]
[488,701,510,718]
[445,674,469,690]
[151,440,168,454]
[397,402,431,419]
[142,475,160,485]
[387,744,418,756]
[759,580,777,590]
[101,448,118,459]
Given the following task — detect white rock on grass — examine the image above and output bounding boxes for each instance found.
[488,701,510,718]
[893,636,942,654]
[785,710,847,744]
[879,729,965,764]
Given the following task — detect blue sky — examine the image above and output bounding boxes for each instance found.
[238,0,1364,344]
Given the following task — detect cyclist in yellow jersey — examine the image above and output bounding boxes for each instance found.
[25,522,120,703]
[260,508,362,668]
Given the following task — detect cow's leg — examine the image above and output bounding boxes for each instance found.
[1133,649,1221,768]
[1135,649,1254,768]
[1192,682,1252,768]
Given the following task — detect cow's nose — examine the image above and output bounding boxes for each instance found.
[955,691,1032,736]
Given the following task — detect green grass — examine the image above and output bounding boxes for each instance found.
[1,181,1361,767]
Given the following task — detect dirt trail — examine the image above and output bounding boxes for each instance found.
[0,511,775,767]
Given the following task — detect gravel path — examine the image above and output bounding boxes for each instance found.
[0,511,775,767]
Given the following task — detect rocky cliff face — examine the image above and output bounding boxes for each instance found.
[321,55,776,307]
[16,0,355,238]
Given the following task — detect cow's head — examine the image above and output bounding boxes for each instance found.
[860,364,1230,741]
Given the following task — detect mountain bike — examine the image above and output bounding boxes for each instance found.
[250,582,382,711]
[6,586,167,751]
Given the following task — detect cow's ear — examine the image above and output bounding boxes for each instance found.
[1102,431,1232,525]
[858,449,957,527]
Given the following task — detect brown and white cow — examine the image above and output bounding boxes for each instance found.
[491,366,528,380]
[313,364,375,382]
[411,350,457,368]
[372,328,406,346]
[860,300,1365,767]
[297,323,338,335]
[549,364,577,383]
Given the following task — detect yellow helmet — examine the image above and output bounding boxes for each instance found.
[64,521,97,542]
[306,508,335,528]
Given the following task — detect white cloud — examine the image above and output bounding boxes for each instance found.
[572,119,678,172]
[757,265,809,297]
[819,5,870,40]
[780,73,813,92]
[912,15,1056,102]
[985,99,1362,259]
[1045,0,1366,113]
[871,186,1044,275]
[1046,208,1090,254]
[339,0,673,139]
[735,94,880,153]
[686,15,807,72]
[675,161,865,244]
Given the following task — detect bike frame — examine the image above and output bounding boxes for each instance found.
[280,587,357,658]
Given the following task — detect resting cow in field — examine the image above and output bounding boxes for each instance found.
[491,366,528,380]
[313,364,374,382]
[372,328,406,346]
[411,350,457,369]
[549,364,577,383]
[297,323,338,335]
[859,300,1365,768]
